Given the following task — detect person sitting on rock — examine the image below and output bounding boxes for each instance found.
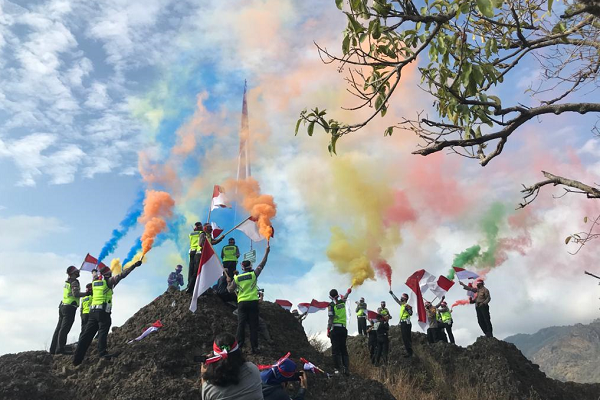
[167,264,184,292]
[201,333,263,400]
[260,356,308,400]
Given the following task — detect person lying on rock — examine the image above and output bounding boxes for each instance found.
[201,333,263,400]
[260,357,308,400]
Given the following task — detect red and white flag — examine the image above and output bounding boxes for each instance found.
[211,185,230,211]
[428,275,455,298]
[406,270,428,325]
[210,222,223,238]
[275,299,293,311]
[236,216,273,242]
[418,270,436,294]
[189,241,223,313]
[297,299,329,314]
[367,310,379,322]
[80,253,108,272]
[453,266,479,280]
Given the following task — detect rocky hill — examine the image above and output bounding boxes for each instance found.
[347,327,600,400]
[0,291,393,400]
[1,291,599,400]
[505,319,600,384]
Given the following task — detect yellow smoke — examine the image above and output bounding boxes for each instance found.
[324,156,403,287]
[110,258,122,275]
[124,252,144,269]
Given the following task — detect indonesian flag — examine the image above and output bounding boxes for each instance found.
[418,270,436,294]
[80,253,108,272]
[367,310,379,322]
[275,299,293,311]
[297,299,329,314]
[210,222,223,238]
[190,241,223,312]
[453,266,479,280]
[127,320,163,343]
[211,185,230,211]
[236,217,273,242]
[406,270,428,325]
[428,275,455,298]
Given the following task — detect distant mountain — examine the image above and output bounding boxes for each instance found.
[505,319,600,384]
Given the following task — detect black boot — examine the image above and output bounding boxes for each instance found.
[342,355,350,376]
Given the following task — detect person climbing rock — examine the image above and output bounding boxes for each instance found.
[50,266,88,355]
[73,259,142,366]
[227,243,271,354]
[327,287,352,375]
[167,264,184,292]
[389,290,413,357]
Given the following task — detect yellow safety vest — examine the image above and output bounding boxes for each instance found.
[189,231,202,252]
[332,301,347,327]
[62,281,80,307]
[222,245,239,262]
[356,307,366,317]
[400,304,411,321]
[92,279,113,312]
[81,295,91,314]
[441,310,452,323]
[234,271,258,303]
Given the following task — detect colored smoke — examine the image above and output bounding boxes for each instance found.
[448,245,481,278]
[98,191,145,262]
[374,260,393,289]
[123,237,142,266]
[327,227,374,287]
[225,178,276,239]
[110,258,122,275]
[451,299,471,308]
[139,190,175,255]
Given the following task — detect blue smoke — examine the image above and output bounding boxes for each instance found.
[122,237,142,266]
[98,191,145,262]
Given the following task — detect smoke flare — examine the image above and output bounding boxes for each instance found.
[374,260,393,289]
[225,178,276,239]
[139,190,175,255]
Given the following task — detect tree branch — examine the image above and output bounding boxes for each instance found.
[519,171,600,209]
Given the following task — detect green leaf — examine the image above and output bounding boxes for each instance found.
[336,0,344,10]
[342,35,351,54]
[346,13,364,33]
[584,216,588,223]
[329,135,340,155]
[294,118,302,136]
[488,95,501,106]
[548,0,553,12]
[384,126,394,136]
[476,0,495,18]
[372,19,381,39]
[307,121,315,137]
[565,236,572,244]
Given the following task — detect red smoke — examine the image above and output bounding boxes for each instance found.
[451,299,471,308]
[374,259,392,289]
[385,190,417,225]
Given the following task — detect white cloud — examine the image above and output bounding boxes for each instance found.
[84,82,110,110]
[0,214,68,251]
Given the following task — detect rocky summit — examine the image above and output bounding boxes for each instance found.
[1,291,599,400]
[0,291,393,400]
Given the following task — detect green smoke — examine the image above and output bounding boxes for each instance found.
[447,245,481,279]
[447,203,507,278]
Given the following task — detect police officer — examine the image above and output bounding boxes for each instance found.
[73,260,142,366]
[50,266,88,355]
[327,287,352,375]
[227,243,271,354]
[355,297,367,336]
[80,283,93,332]
[187,222,203,291]
[221,237,240,278]
[437,300,454,344]
[377,301,391,321]
[187,223,224,294]
[390,290,413,357]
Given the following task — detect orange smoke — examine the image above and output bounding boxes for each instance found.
[225,177,276,239]
[139,190,175,254]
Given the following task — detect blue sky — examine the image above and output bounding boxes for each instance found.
[1,0,599,355]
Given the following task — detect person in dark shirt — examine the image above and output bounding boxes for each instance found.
[366,319,378,364]
[260,357,308,400]
[373,314,390,365]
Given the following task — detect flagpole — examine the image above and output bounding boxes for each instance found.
[207,198,213,224]
[215,216,252,240]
